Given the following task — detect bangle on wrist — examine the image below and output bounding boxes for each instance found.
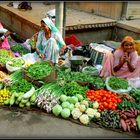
[1,35,5,41]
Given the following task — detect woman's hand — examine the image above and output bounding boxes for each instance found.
[60,45,67,55]
[39,54,44,59]
[120,52,130,64]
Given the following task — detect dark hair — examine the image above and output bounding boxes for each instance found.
[0,33,4,38]
[41,20,45,24]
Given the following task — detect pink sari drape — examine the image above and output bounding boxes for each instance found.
[100,49,140,80]
[0,23,10,50]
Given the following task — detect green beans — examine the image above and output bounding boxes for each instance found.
[108,76,129,90]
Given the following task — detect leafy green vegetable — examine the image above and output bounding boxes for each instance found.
[8,58,25,67]
[108,76,129,90]
[0,49,13,64]
[8,78,33,93]
[26,61,53,80]
[56,68,105,89]
[11,44,29,55]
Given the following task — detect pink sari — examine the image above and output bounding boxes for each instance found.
[0,23,10,50]
[100,49,140,80]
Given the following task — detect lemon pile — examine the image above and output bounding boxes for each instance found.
[0,88,11,105]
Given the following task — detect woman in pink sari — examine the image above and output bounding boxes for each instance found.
[0,22,11,50]
[100,36,140,80]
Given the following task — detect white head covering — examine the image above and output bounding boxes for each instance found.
[41,17,58,33]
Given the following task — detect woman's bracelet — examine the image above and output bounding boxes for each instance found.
[0,35,5,42]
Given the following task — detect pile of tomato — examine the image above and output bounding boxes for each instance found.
[86,89,122,111]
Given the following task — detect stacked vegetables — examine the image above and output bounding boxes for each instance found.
[0,49,13,65]
[4,86,36,108]
[105,76,132,93]
[8,78,33,93]
[52,94,101,125]
[26,61,53,80]
[92,110,121,129]
[86,89,122,111]
[35,90,59,113]
[57,69,105,89]
[0,88,11,105]
[117,109,140,131]
[11,44,29,56]
[6,57,26,72]
[60,81,88,98]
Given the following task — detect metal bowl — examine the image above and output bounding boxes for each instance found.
[69,55,84,65]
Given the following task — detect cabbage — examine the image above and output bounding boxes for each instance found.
[52,104,63,116]
[69,96,78,104]
[61,101,70,108]
[76,94,83,102]
[68,104,75,111]
[61,108,71,118]
[60,94,68,102]
[66,96,71,102]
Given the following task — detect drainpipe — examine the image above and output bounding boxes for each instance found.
[55,2,64,35]
[63,2,66,39]
[120,2,128,20]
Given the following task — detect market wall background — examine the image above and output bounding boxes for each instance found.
[0,2,140,44]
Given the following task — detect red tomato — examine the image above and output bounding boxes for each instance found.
[103,102,108,108]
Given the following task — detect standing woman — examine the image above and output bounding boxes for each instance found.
[34,17,67,64]
[100,36,140,79]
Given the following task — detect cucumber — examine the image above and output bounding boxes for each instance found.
[15,99,20,105]
[19,102,24,108]
[4,98,10,105]
[136,115,140,130]
[26,101,31,107]
[17,93,24,102]
[21,98,29,104]
[30,93,37,103]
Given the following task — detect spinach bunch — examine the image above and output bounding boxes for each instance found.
[61,81,88,97]
[57,69,105,89]
[11,44,29,55]
[26,61,53,80]
[108,76,129,90]
[0,49,13,64]
[8,78,33,93]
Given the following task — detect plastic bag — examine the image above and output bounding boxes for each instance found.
[6,57,26,72]
[128,77,140,89]
[22,53,37,65]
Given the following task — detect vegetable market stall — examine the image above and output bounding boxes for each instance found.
[0,49,140,136]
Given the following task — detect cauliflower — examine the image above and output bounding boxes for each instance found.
[94,112,101,118]
[92,101,99,109]
[79,104,86,112]
[71,108,82,120]
[75,102,80,108]
[79,114,90,125]
[85,108,96,118]
[81,100,89,107]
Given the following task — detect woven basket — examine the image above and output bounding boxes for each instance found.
[22,60,57,87]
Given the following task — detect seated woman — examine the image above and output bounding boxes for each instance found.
[34,17,67,64]
[100,36,140,80]
[0,22,11,50]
